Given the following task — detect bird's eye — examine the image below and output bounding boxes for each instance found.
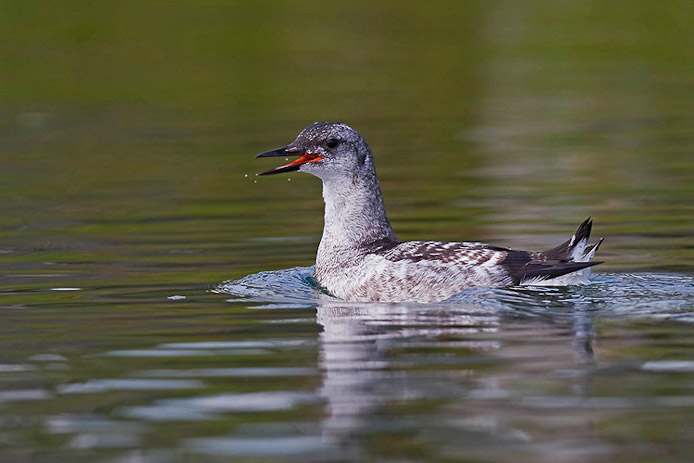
[326,138,339,149]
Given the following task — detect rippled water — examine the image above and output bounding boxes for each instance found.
[2,271,694,462]
[2,1,694,462]
[221,267,694,321]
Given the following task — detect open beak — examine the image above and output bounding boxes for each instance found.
[256,147,323,176]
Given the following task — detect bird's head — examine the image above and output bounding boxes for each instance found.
[256,122,373,180]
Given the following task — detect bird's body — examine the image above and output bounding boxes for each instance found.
[257,122,603,303]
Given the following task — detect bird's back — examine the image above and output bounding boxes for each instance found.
[316,240,508,302]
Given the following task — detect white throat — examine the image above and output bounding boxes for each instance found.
[316,170,397,269]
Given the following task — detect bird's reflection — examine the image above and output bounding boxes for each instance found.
[316,299,501,444]
[315,294,596,446]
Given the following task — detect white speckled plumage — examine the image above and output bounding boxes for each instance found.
[257,122,603,303]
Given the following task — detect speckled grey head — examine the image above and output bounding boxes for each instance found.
[256,122,374,179]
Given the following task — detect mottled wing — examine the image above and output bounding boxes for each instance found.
[375,240,511,284]
[375,240,600,286]
[378,241,497,264]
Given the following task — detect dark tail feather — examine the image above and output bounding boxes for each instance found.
[506,260,602,284]
[586,237,604,255]
[540,217,593,261]
[499,218,604,285]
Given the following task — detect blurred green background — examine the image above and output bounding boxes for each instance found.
[1,3,693,462]
[1,0,693,288]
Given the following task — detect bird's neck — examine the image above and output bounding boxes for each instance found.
[317,171,397,260]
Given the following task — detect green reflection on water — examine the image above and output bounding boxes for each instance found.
[0,1,693,462]
[1,1,692,280]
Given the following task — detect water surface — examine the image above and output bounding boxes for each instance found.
[1,1,693,462]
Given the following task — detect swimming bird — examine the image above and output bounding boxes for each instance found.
[256,122,603,303]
